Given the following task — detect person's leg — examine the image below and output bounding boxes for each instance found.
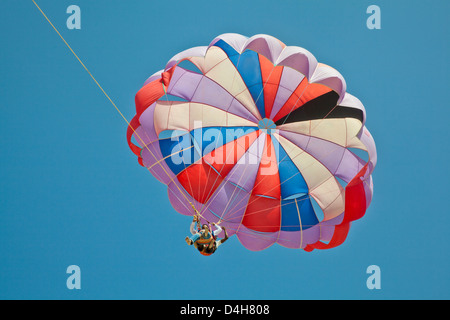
[190,233,201,242]
[185,232,200,245]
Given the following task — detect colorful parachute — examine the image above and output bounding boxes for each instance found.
[127,33,377,251]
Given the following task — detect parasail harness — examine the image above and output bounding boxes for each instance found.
[191,204,221,255]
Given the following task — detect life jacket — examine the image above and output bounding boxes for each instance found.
[196,224,216,245]
[196,224,217,255]
[196,237,213,245]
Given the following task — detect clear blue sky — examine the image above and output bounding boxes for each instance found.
[0,0,449,299]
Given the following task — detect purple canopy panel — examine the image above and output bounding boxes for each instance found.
[237,225,278,251]
[275,46,318,79]
[243,34,285,62]
[165,46,208,71]
[167,179,203,216]
[138,101,158,143]
[269,67,305,119]
[277,225,322,249]
[209,33,248,53]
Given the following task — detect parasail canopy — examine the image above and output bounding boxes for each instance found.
[127,33,377,252]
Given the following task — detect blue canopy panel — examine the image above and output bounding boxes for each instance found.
[281,195,319,231]
[159,127,258,176]
[270,135,309,199]
[158,130,200,176]
[190,126,258,159]
[213,40,266,119]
